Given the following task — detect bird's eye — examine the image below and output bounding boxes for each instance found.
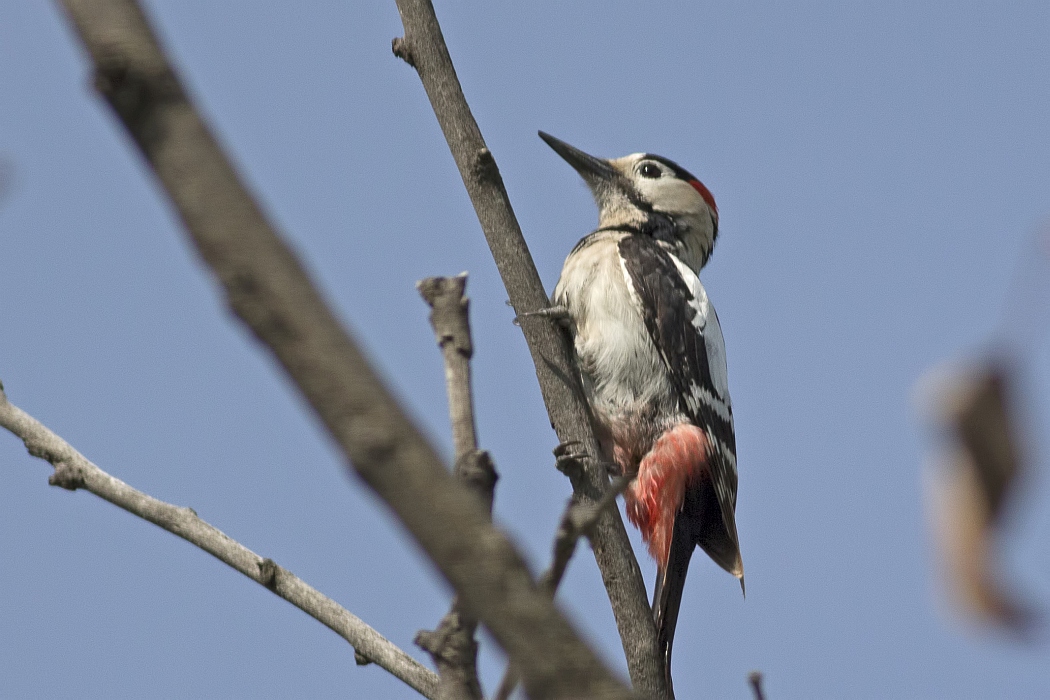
[639,162,662,179]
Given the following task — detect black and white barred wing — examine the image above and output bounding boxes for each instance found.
[617,236,739,539]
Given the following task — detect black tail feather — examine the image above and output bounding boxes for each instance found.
[653,520,696,698]
[653,479,743,695]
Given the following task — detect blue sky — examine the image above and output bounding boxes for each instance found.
[2,2,1050,698]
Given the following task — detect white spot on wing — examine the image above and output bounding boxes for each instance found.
[670,256,732,404]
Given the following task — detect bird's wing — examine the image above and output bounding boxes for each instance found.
[617,235,740,560]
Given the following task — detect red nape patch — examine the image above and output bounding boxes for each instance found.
[624,424,709,569]
[688,179,718,215]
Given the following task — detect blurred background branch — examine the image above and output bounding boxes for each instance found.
[51,0,635,697]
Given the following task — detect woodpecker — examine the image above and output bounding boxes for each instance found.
[539,131,742,692]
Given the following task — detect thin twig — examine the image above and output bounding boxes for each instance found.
[54,2,632,698]
[541,475,634,596]
[390,2,663,696]
[416,275,496,700]
[494,474,634,700]
[748,671,766,700]
[0,384,439,699]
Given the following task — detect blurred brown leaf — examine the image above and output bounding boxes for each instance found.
[922,361,1036,634]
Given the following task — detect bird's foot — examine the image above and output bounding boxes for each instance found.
[553,441,620,479]
[553,440,588,476]
[512,304,573,328]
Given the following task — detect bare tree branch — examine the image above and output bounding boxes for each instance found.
[390,2,664,696]
[495,474,635,700]
[539,475,635,598]
[416,274,496,700]
[53,2,633,698]
[748,671,766,700]
[0,384,439,699]
[418,275,483,470]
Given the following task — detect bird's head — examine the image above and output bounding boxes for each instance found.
[539,131,719,271]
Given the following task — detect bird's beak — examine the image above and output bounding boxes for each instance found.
[538,131,618,187]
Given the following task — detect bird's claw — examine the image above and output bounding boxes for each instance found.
[553,440,588,476]
[553,440,583,457]
[553,441,621,480]
[512,304,573,328]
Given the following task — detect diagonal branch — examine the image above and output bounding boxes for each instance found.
[54,2,633,698]
[539,474,635,598]
[389,2,664,697]
[415,274,497,700]
[0,384,439,699]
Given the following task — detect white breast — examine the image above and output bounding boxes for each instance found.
[553,233,675,423]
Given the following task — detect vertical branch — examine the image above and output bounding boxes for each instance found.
[390,2,665,696]
[55,2,633,698]
[418,275,481,469]
[415,275,497,700]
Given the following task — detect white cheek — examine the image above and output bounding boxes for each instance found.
[641,179,702,214]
